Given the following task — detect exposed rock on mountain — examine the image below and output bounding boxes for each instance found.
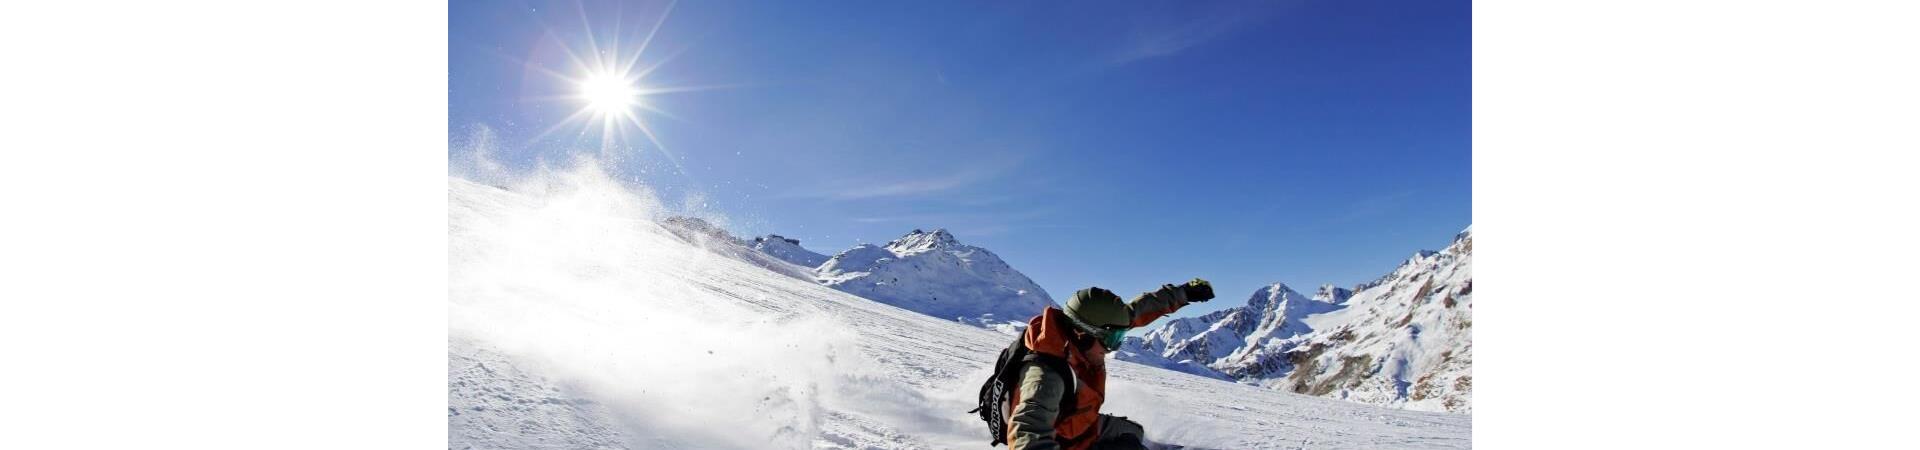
[1123,227,1474,412]
[750,234,829,268]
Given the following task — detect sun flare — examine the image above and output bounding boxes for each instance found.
[580,72,639,115]
[521,1,717,169]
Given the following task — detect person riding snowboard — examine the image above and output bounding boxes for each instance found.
[1007,279,1214,450]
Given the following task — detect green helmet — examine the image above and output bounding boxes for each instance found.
[1065,287,1132,350]
[1065,287,1131,328]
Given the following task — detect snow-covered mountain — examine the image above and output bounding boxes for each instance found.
[813,228,1054,328]
[1122,228,1474,413]
[1124,283,1349,377]
[448,169,1470,448]
[750,234,829,268]
[729,227,1055,330]
[663,220,1051,331]
[657,216,819,281]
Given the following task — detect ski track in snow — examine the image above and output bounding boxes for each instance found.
[448,167,1470,449]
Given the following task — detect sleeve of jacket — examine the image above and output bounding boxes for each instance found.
[1127,283,1191,327]
[1008,362,1068,450]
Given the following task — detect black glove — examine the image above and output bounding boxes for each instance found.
[1180,278,1215,302]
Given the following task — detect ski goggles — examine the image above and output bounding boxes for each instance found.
[1096,325,1130,350]
[1066,312,1130,350]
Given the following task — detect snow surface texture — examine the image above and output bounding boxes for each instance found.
[1119,230,1474,413]
[448,161,1469,449]
[814,228,1055,328]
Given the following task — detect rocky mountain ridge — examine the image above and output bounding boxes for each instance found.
[1120,227,1474,412]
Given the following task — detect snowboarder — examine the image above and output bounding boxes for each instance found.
[1004,279,1214,450]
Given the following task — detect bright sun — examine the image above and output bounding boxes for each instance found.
[528,3,705,158]
[580,73,639,115]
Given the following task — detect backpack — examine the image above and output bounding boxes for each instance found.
[969,333,1078,446]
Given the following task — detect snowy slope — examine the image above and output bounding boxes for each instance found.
[814,229,1055,328]
[1259,229,1474,413]
[447,165,1470,449]
[1123,230,1474,413]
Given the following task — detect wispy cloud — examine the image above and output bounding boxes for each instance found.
[847,208,1054,225]
[782,154,1024,201]
[1106,1,1285,66]
[827,167,1002,200]
[1328,190,1419,224]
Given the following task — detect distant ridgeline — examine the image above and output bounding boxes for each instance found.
[658,220,1056,331]
[1118,227,1474,413]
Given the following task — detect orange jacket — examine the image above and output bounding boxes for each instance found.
[1006,284,1191,450]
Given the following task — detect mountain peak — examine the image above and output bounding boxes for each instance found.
[815,226,1053,328]
[1246,282,1314,310]
[1261,282,1300,296]
[1125,224,1475,413]
[749,233,829,268]
[753,234,803,246]
[886,228,959,254]
[1314,284,1355,304]
[918,228,956,241]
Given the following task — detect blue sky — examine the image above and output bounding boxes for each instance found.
[450,0,1471,320]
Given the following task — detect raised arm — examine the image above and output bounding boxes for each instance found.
[1127,278,1215,327]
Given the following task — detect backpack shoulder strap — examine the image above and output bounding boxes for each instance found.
[1020,343,1078,420]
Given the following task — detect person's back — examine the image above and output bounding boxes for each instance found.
[1005,279,1214,450]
